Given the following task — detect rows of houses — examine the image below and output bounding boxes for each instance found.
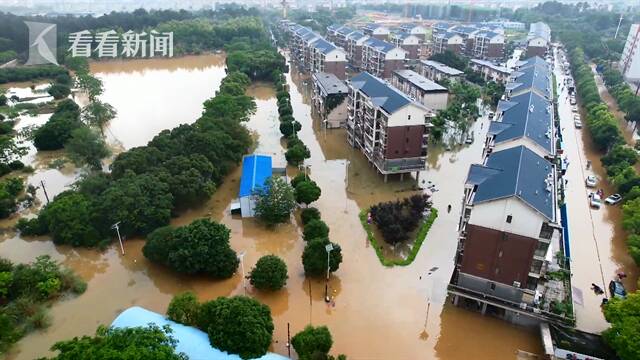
[526,22,551,58]
[448,56,574,327]
[432,22,505,60]
[287,23,348,79]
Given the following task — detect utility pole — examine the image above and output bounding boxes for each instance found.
[40,180,50,204]
[324,243,333,303]
[614,13,624,39]
[287,322,291,357]
[238,251,247,294]
[111,222,124,255]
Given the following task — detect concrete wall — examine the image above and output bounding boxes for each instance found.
[422,92,448,111]
[468,197,547,240]
[457,272,525,303]
[385,124,425,159]
[326,99,348,128]
[324,61,346,80]
[382,59,405,79]
[487,43,504,59]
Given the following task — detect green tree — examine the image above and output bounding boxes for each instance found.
[254,177,296,226]
[143,219,239,279]
[285,143,311,166]
[303,219,329,241]
[65,127,110,170]
[44,325,187,360]
[249,255,288,291]
[38,191,102,246]
[197,296,273,359]
[167,292,200,326]
[81,100,117,132]
[302,238,342,277]
[603,292,640,360]
[623,198,640,234]
[76,72,103,101]
[279,120,301,137]
[300,207,321,225]
[291,325,333,360]
[47,83,70,100]
[295,180,321,206]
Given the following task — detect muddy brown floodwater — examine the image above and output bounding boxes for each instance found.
[2,53,545,360]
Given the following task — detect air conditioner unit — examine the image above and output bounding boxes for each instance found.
[513,281,521,288]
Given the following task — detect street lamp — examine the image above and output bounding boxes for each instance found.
[111,221,125,255]
[324,243,334,303]
[238,251,247,294]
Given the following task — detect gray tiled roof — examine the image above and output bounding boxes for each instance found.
[493,91,553,154]
[363,37,398,53]
[347,31,367,41]
[393,70,448,92]
[470,59,511,74]
[313,72,348,96]
[312,38,338,55]
[436,31,461,41]
[467,145,555,220]
[507,64,551,99]
[420,60,464,76]
[350,72,424,114]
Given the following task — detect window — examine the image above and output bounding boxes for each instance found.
[408,115,411,120]
[490,283,496,291]
[506,215,512,223]
[539,222,554,239]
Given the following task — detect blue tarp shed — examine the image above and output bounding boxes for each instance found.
[111,306,289,360]
[239,155,273,198]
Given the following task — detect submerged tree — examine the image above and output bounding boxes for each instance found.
[254,177,296,226]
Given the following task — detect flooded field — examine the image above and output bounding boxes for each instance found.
[0,53,549,359]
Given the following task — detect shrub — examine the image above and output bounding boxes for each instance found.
[197,296,273,359]
[254,177,296,226]
[249,255,288,291]
[369,194,430,245]
[303,219,329,241]
[279,120,301,137]
[291,325,333,360]
[285,142,310,166]
[47,83,71,100]
[295,180,321,206]
[167,292,200,326]
[300,207,321,225]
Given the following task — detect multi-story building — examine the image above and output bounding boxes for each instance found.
[418,60,464,83]
[346,31,369,70]
[469,30,504,59]
[346,72,431,181]
[362,23,390,41]
[361,37,406,79]
[391,69,448,111]
[507,57,552,99]
[432,21,456,35]
[389,31,422,60]
[326,24,356,51]
[469,59,511,83]
[311,72,349,128]
[310,38,347,79]
[432,31,464,55]
[399,23,428,41]
[526,22,551,58]
[620,23,640,82]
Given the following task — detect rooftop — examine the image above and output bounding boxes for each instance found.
[239,154,272,198]
[363,37,398,53]
[346,30,367,41]
[507,64,552,99]
[470,59,511,74]
[491,91,553,155]
[311,38,340,55]
[466,145,555,221]
[420,60,464,76]
[112,307,289,360]
[350,72,426,114]
[313,72,348,96]
[393,69,448,92]
[363,23,388,32]
[436,31,462,41]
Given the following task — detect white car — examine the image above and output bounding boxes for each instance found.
[585,175,597,187]
[574,114,581,121]
[605,194,623,205]
[574,120,582,128]
[572,105,578,112]
[570,98,577,105]
[590,193,602,209]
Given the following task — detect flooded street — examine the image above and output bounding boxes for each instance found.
[555,48,638,333]
[1,53,545,360]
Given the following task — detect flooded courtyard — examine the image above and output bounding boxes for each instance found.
[0,53,570,359]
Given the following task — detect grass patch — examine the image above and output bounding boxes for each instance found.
[359,207,438,267]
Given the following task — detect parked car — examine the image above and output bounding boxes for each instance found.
[574,120,582,128]
[609,280,627,299]
[590,192,602,208]
[572,105,578,112]
[488,112,494,119]
[605,194,623,205]
[570,98,577,105]
[585,175,597,187]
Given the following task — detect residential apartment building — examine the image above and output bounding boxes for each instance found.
[432,21,456,35]
[391,69,448,111]
[361,37,406,79]
[311,72,349,128]
[286,23,346,79]
[506,57,552,99]
[326,24,356,51]
[469,30,504,59]
[418,60,464,83]
[620,23,640,82]
[399,23,428,41]
[346,72,431,181]
[526,22,551,58]
[389,31,422,60]
[346,31,368,70]
[362,23,390,40]
[469,59,511,83]
[432,32,464,55]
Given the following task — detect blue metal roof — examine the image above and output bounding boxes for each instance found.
[239,155,272,198]
[350,72,421,114]
[363,37,397,53]
[111,307,289,360]
[336,26,356,36]
[469,145,555,220]
[517,56,549,70]
[437,31,461,41]
[493,91,553,154]
[347,31,367,41]
[312,38,338,55]
[507,64,551,99]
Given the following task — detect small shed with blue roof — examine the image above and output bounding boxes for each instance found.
[238,154,273,218]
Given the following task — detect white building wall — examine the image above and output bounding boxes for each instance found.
[387,103,428,127]
[492,137,551,159]
[385,47,407,60]
[326,100,348,128]
[528,37,547,47]
[621,24,640,81]
[422,92,448,111]
[240,195,256,217]
[325,49,347,62]
[468,198,546,240]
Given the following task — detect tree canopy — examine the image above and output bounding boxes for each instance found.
[249,255,288,291]
[302,238,343,278]
[603,293,640,360]
[254,177,296,226]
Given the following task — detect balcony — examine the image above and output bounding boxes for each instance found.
[373,156,426,174]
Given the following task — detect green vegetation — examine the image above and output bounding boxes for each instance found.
[603,293,640,360]
[431,82,481,141]
[249,255,288,291]
[166,291,200,327]
[43,325,187,360]
[360,207,438,267]
[254,176,296,226]
[0,256,86,354]
[33,99,83,151]
[143,219,239,279]
[0,65,68,84]
[303,219,330,241]
[0,177,23,218]
[429,50,468,72]
[300,207,321,225]
[302,237,343,278]
[291,325,345,360]
[65,127,110,170]
[369,195,432,245]
[294,178,321,206]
